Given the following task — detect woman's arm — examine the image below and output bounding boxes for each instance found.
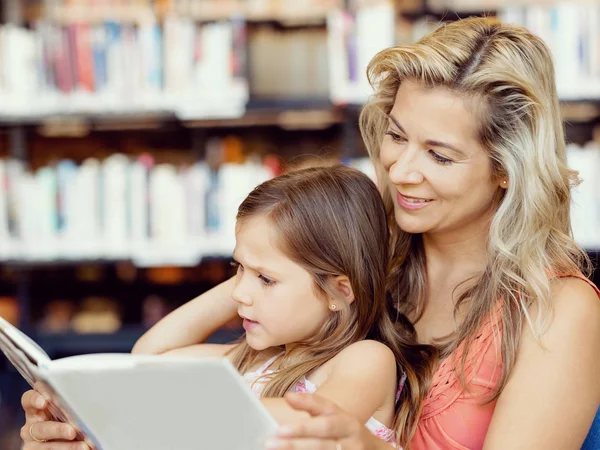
[132,276,238,355]
[266,394,395,450]
[484,278,600,449]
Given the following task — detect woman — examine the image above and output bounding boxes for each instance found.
[20,17,600,450]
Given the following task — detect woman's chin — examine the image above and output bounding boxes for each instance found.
[394,212,431,234]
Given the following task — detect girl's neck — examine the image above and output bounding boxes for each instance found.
[258,346,284,362]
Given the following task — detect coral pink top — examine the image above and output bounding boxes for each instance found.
[411,274,600,450]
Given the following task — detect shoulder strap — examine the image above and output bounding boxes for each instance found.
[554,273,600,298]
[255,352,284,376]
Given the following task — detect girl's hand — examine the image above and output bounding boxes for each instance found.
[265,393,390,450]
[20,389,90,450]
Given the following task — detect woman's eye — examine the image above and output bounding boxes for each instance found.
[230,261,243,272]
[429,150,453,165]
[385,130,406,142]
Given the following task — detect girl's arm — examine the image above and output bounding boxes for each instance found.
[484,278,600,449]
[263,340,398,425]
[132,277,239,355]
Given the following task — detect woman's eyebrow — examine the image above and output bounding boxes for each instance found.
[387,113,468,158]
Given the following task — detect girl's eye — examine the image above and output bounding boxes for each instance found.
[429,150,453,165]
[385,130,406,143]
[230,261,243,272]
[258,275,275,286]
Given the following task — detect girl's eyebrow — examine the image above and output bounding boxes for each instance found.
[232,253,281,277]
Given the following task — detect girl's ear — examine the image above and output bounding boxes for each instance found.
[329,276,355,310]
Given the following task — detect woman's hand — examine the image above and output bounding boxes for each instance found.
[265,393,392,450]
[20,389,90,450]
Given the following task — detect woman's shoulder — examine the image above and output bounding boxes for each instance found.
[545,275,600,341]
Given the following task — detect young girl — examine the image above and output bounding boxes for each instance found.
[163,165,409,446]
[21,164,433,449]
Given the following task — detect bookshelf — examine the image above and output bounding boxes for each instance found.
[0,0,597,312]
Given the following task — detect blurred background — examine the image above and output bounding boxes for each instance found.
[0,0,599,447]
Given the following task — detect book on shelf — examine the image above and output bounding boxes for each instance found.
[568,142,600,250]
[327,2,396,105]
[0,14,249,119]
[500,3,600,101]
[0,143,278,265]
[0,314,277,450]
[249,26,329,100]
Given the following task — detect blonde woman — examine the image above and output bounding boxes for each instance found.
[20,17,600,450]
[267,17,600,449]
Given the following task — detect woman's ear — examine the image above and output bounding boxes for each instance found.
[329,276,355,310]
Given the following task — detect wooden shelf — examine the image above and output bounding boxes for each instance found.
[425,0,562,13]
[0,98,597,134]
[45,4,335,26]
[0,99,345,133]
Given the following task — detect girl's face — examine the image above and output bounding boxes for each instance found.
[379,80,505,242]
[231,215,330,351]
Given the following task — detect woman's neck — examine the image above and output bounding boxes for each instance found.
[422,229,489,274]
[413,231,490,343]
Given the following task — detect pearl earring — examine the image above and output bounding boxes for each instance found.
[329,304,337,311]
[502,180,508,186]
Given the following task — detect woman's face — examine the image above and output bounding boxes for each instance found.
[380,80,505,241]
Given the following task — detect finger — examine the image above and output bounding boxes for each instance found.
[23,442,91,450]
[277,416,356,440]
[265,437,338,450]
[21,421,78,442]
[283,393,340,417]
[22,390,48,414]
[26,408,52,423]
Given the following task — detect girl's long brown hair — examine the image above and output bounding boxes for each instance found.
[229,165,437,447]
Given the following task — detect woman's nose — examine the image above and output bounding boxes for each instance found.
[387,147,425,186]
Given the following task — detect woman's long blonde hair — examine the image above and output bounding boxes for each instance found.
[360,16,592,444]
[229,165,437,447]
